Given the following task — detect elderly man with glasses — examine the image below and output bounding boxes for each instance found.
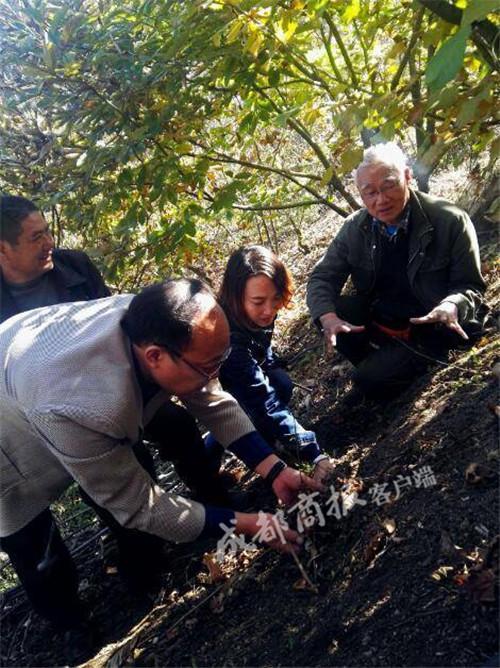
[307,142,487,400]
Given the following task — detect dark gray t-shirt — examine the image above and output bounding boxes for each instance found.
[6,273,59,313]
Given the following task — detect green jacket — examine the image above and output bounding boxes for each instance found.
[307,189,486,328]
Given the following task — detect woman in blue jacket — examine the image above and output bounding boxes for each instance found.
[218,245,334,484]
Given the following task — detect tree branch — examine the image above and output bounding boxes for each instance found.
[319,22,345,83]
[323,11,359,87]
[391,6,425,91]
[232,199,319,211]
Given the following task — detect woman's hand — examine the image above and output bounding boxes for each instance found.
[312,457,336,485]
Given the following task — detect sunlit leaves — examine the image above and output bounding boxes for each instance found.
[0,0,496,289]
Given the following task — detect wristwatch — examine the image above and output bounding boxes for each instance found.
[265,459,287,486]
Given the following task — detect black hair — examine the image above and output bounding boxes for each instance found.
[218,245,293,329]
[121,278,214,355]
[0,195,39,244]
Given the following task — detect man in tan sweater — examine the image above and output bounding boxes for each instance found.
[0,278,322,661]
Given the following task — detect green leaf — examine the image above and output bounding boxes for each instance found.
[268,69,280,87]
[339,147,364,174]
[319,165,334,187]
[425,26,471,92]
[239,112,258,134]
[462,1,495,26]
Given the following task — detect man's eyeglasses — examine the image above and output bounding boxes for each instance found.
[177,346,232,382]
[360,179,401,202]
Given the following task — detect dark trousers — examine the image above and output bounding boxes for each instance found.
[0,401,219,630]
[334,295,466,398]
[145,400,224,496]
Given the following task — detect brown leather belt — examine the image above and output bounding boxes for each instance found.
[373,321,411,341]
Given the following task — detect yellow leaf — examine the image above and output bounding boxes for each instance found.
[283,19,298,42]
[245,29,264,59]
[387,41,406,59]
[177,142,192,155]
[275,18,298,43]
[291,0,305,8]
[343,0,360,22]
[227,19,244,43]
[212,32,222,48]
[303,108,322,124]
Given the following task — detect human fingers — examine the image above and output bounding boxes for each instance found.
[313,460,336,485]
[300,472,327,494]
[323,330,336,354]
[447,319,469,340]
[409,312,437,325]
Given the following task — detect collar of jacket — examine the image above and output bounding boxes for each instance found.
[0,249,90,323]
[358,189,434,261]
[50,249,89,290]
[229,318,274,356]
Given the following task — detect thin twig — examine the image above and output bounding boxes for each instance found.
[289,546,319,593]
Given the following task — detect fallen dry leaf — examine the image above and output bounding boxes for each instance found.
[293,577,316,592]
[465,568,497,603]
[364,532,385,566]
[431,566,454,581]
[382,518,396,535]
[487,403,500,418]
[202,553,227,584]
[465,462,497,485]
[209,592,225,614]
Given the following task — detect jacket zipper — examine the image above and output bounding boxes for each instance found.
[369,227,378,292]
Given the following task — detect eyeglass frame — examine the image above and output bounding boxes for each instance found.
[359,177,403,202]
[175,345,233,381]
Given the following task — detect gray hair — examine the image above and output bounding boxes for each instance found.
[355,142,408,184]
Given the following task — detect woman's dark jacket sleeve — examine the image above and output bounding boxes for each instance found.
[219,337,321,463]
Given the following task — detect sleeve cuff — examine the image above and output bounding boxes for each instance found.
[301,441,322,462]
[228,431,274,469]
[199,506,236,539]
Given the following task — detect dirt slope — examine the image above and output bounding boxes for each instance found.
[1,185,498,668]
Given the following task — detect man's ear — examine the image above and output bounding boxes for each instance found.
[143,344,167,369]
[404,166,412,184]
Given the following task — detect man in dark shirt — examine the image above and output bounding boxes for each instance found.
[307,143,486,398]
[0,195,110,323]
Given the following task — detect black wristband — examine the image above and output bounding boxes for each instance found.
[265,460,287,486]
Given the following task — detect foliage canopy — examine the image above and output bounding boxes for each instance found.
[0,0,498,287]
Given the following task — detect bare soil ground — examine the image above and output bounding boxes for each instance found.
[1,174,498,668]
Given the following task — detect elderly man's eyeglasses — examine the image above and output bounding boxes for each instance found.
[360,179,401,201]
[177,346,232,381]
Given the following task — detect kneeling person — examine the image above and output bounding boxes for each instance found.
[218,245,334,483]
[307,142,487,398]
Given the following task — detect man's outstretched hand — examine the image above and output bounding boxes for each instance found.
[320,312,365,354]
[235,512,303,553]
[410,302,468,340]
